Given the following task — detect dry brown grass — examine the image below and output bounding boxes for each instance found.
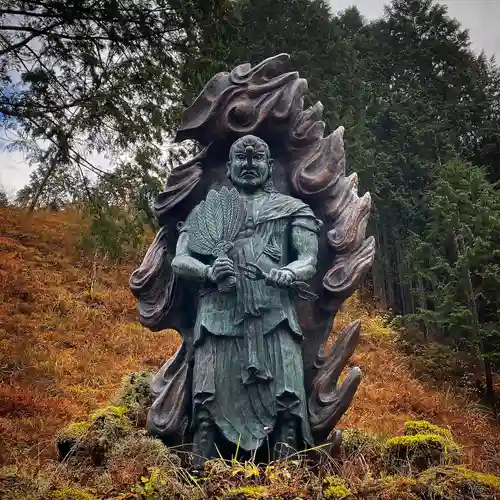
[1,206,500,483]
[0,208,179,468]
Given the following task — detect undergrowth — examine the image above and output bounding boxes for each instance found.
[0,208,178,467]
[1,207,500,498]
[2,411,500,498]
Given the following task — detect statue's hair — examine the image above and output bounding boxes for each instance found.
[229,135,271,159]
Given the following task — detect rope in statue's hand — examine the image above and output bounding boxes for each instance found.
[237,262,318,301]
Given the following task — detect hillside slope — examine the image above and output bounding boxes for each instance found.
[1,208,500,491]
[0,208,180,467]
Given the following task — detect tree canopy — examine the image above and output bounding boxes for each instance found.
[2,0,500,400]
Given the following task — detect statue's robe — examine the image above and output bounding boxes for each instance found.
[188,191,321,451]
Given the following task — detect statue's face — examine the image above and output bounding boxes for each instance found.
[228,137,274,189]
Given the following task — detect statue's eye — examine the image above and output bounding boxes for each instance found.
[254,153,265,160]
[236,154,245,160]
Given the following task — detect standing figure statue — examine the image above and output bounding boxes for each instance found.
[173,135,320,467]
[129,54,375,472]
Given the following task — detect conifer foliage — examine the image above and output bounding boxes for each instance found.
[0,0,229,210]
[3,0,500,397]
[173,0,500,399]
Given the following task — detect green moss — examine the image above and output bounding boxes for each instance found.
[340,428,384,458]
[359,468,500,500]
[56,421,91,462]
[386,421,461,473]
[404,420,452,440]
[222,486,267,499]
[385,433,451,472]
[107,434,181,474]
[418,466,500,499]
[114,370,154,426]
[387,433,446,448]
[356,476,421,500]
[323,477,351,499]
[455,466,500,490]
[90,405,128,420]
[59,421,90,440]
[48,487,96,499]
[56,405,133,464]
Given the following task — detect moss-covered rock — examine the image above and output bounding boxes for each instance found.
[114,370,154,426]
[359,465,500,499]
[47,487,96,500]
[403,420,452,440]
[409,421,460,464]
[453,466,500,490]
[323,476,352,499]
[419,466,500,499]
[384,420,460,472]
[56,420,92,463]
[56,405,133,464]
[385,433,450,471]
[356,475,422,500]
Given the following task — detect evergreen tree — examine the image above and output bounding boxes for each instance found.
[353,0,500,313]
[408,158,500,399]
[14,160,87,209]
[0,0,230,209]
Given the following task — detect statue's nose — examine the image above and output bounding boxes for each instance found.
[245,146,254,169]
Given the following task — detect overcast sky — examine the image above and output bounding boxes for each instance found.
[330,0,500,57]
[1,0,499,197]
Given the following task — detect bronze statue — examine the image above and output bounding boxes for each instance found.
[129,54,375,472]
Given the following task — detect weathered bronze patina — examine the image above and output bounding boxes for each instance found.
[129,54,375,471]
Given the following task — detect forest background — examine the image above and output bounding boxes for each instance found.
[1,0,500,432]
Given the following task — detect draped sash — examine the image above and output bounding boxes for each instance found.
[233,220,276,384]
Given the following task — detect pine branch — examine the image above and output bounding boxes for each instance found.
[0,20,64,56]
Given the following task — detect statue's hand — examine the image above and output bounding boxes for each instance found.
[208,257,235,284]
[266,268,295,289]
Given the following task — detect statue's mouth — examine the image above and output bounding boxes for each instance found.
[241,171,258,179]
